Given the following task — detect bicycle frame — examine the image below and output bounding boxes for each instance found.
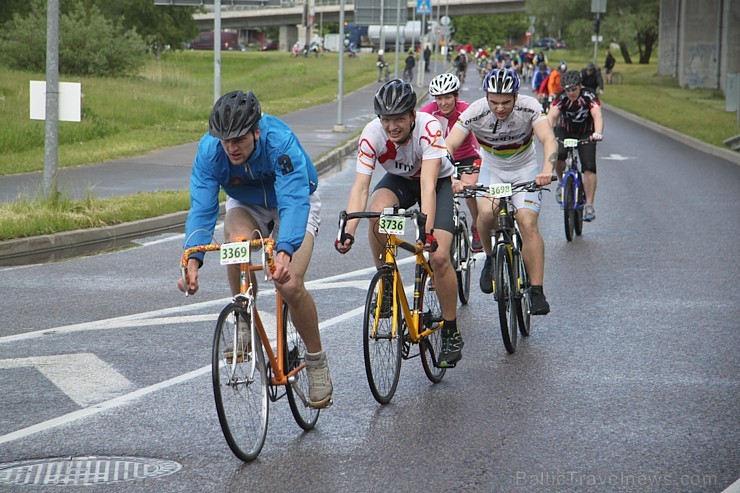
[180,238,302,389]
[376,234,438,344]
[562,140,585,212]
[337,209,442,344]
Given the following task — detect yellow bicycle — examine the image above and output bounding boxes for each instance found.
[337,207,445,404]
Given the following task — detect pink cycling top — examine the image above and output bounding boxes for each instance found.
[420,100,479,162]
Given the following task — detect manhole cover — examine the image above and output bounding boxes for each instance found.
[0,456,181,486]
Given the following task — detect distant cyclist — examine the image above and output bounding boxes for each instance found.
[547,70,604,221]
[547,61,568,101]
[335,80,464,368]
[454,49,468,83]
[420,73,483,252]
[178,90,333,409]
[532,62,550,108]
[445,69,557,315]
[581,62,604,94]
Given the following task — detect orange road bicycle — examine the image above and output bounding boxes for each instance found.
[337,208,445,404]
[180,237,318,462]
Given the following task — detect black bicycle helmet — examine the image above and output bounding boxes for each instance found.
[209,90,262,140]
[483,68,520,94]
[585,62,595,71]
[561,70,583,88]
[374,79,417,116]
[538,61,548,71]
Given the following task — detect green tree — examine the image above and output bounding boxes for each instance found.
[451,13,529,49]
[0,0,148,76]
[525,0,659,64]
[92,0,199,56]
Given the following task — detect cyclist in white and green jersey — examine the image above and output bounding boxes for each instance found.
[445,68,557,315]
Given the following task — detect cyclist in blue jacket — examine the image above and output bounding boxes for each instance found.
[178,89,332,409]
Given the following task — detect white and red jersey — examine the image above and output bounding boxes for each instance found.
[419,100,480,162]
[454,94,547,169]
[356,112,452,179]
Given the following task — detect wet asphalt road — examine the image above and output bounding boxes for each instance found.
[0,75,738,492]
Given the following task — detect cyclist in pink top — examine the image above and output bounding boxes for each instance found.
[420,73,484,252]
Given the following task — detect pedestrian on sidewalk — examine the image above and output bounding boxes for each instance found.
[178,89,333,409]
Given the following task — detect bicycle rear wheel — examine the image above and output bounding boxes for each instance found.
[212,303,268,462]
[563,174,576,241]
[513,232,531,337]
[574,175,585,236]
[419,268,446,383]
[363,268,403,404]
[283,302,319,430]
[494,243,518,354]
[453,219,472,305]
[611,72,623,84]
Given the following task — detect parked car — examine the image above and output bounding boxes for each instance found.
[189,31,241,51]
[260,41,278,51]
[532,38,567,50]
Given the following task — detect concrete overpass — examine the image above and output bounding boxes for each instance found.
[194,0,525,30]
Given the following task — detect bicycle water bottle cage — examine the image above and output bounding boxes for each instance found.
[497,211,514,230]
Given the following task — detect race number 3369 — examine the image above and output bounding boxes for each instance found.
[220,242,250,265]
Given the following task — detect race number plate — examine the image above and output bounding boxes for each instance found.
[378,215,406,235]
[220,242,250,265]
[563,138,579,148]
[489,183,513,198]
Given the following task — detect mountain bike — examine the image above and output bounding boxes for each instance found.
[557,137,589,241]
[180,237,319,462]
[337,208,445,404]
[451,164,478,305]
[466,179,554,353]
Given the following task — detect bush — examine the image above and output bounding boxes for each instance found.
[0,0,148,77]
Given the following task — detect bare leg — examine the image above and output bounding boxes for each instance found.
[583,170,597,205]
[516,209,545,285]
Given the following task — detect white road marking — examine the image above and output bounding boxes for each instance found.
[0,307,364,445]
[0,353,134,407]
[601,153,632,161]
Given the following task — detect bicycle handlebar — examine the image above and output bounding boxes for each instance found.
[462,176,558,197]
[180,238,276,297]
[337,208,434,251]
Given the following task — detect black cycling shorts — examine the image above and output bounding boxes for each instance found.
[554,127,597,173]
[373,173,455,233]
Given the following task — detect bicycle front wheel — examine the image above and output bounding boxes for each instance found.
[283,302,320,430]
[494,243,518,354]
[419,268,446,383]
[212,303,269,462]
[513,232,531,337]
[563,174,576,241]
[453,219,472,305]
[611,72,623,84]
[363,268,403,404]
[574,176,585,236]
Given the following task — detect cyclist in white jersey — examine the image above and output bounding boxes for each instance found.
[335,79,464,368]
[445,68,557,315]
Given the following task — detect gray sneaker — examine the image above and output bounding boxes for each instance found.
[305,351,333,409]
[225,316,251,362]
[584,204,595,221]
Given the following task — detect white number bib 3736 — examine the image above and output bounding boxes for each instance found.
[378,215,406,235]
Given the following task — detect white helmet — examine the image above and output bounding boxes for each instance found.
[429,73,461,96]
[378,49,384,55]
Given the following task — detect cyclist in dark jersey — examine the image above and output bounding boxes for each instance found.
[547,70,604,221]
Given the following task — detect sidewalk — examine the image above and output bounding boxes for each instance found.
[0,71,439,265]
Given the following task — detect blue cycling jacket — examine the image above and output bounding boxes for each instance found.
[183,114,318,264]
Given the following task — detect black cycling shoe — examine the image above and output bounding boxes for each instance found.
[479,254,494,294]
[530,286,550,315]
[438,328,464,368]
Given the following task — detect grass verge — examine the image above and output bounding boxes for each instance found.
[1,50,738,242]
